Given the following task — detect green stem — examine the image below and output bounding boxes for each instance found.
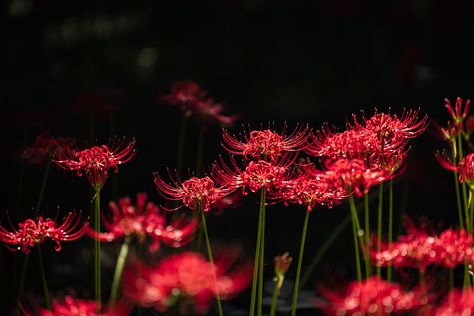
[376,183,384,278]
[452,139,464,230]
[94,188,102,310]
[110,236,131,304]
[257,188,267,316]
[249,190,264,316]
[200,211,224,316]
[35,157,51,218]
[37,247,51,310]
[458,134,469,224]
[349,196,362,282]
[364,193,371,278]
[269,279,281,316]
[291,210,310,316]
[387,179,393,282]
[176,115,188,178]
[195,126,205,177]
[17,255,29,305]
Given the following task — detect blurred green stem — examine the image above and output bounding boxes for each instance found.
[110,235,131,305]
[291,210,310,316]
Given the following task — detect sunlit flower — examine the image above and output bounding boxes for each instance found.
[319,277,425,316]
[54,139,136,189]
[122,251,252,314]
[371,218,472,271]
[161,81,238,127]
[431,289,474,316]
[21,133,75,165]
[212,154,295,194]
[222,124,310,162]
[0,212,88,254]
[322,159,392,198]
[22,295,130,316]
[438,152,474,188]
[154,175,235,212]
[87,193,197,252]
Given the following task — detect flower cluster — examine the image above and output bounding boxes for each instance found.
[161,81,238,127]
[0,212,88,254]
[22,295,130,316]
[429,289,474,315]
[21,133,75,165]
[320,277,426,315]
[122,251,252,314]
[54,139,136,189]
[438,152,474,188]
[371,218,473,271]
[87,193,198,252]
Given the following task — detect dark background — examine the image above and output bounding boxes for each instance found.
[1,0,474,315]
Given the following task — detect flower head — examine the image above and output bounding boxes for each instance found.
[0,212,88,254]
[122,251,252,314]
[21,133,75,165]
[438,152,474,188]
[445,97,470,127]
[87,193,197,252]
[274,252,292,289]
[319,277,425,315]
[222,124,310,162]
[154,174,235,212]
[432,289,474,316]
[54,138,136,189]
[23,295,130,316]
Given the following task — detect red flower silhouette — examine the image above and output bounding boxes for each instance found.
[87,193,197,252]
[320,277,425,315]
[122,251,251,314]
[154,175,235,212]
[21,133,75,165]
[54,139,136,189]
[431,289,474,315]
[222,124,310,162]
[0,212,88,254]
[438,152,474,187]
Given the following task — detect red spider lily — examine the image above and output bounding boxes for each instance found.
[211,191,243,215]
[322,159,392,198]
[54,139,136,189]
[0,212,88,254]
[445,97,470,126]
[437,152,474,187]
[221,123,310,162]
[154,174,236,212]
[319,277,426,316]
[161,81,238,127]
[274,252,292,289]
[430,289,474,316]
[122,251,252,314]
[271,172,349,211]
[87,193,198,252]
[22,295,130,316]
[21,133,75,165]
[371,218,473,271]
[212,154,295,194]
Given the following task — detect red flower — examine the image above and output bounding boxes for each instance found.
[154,175,235,212]
[122,251,251,314]
[87,193,197,252]
[212,154,294,194]
[161,81,238,127]
[323,159,392,198]
[21,133,75,165]
[438,152,474,187]
[54,139,136,189]
[23,295,130,316]
[432,289,474,316]
[222,124,310,162]
[0,212,88,254]
[371,218,472,271]
[445,97,470,127]
[320,277,425,316]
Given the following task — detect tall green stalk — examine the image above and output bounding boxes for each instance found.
[376,183,384,278]
[37,246,51,310]
[387,179,393,282]
[200,210,224,316]
[364,194,371,278]
[110,236,131,304]
[249,188,264,316]
[269,280,281,316]
[451,139,464,229]
[291,210,310,316]
[257,188,267,316]
[349,196,362,282]
[94,187,102,310]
